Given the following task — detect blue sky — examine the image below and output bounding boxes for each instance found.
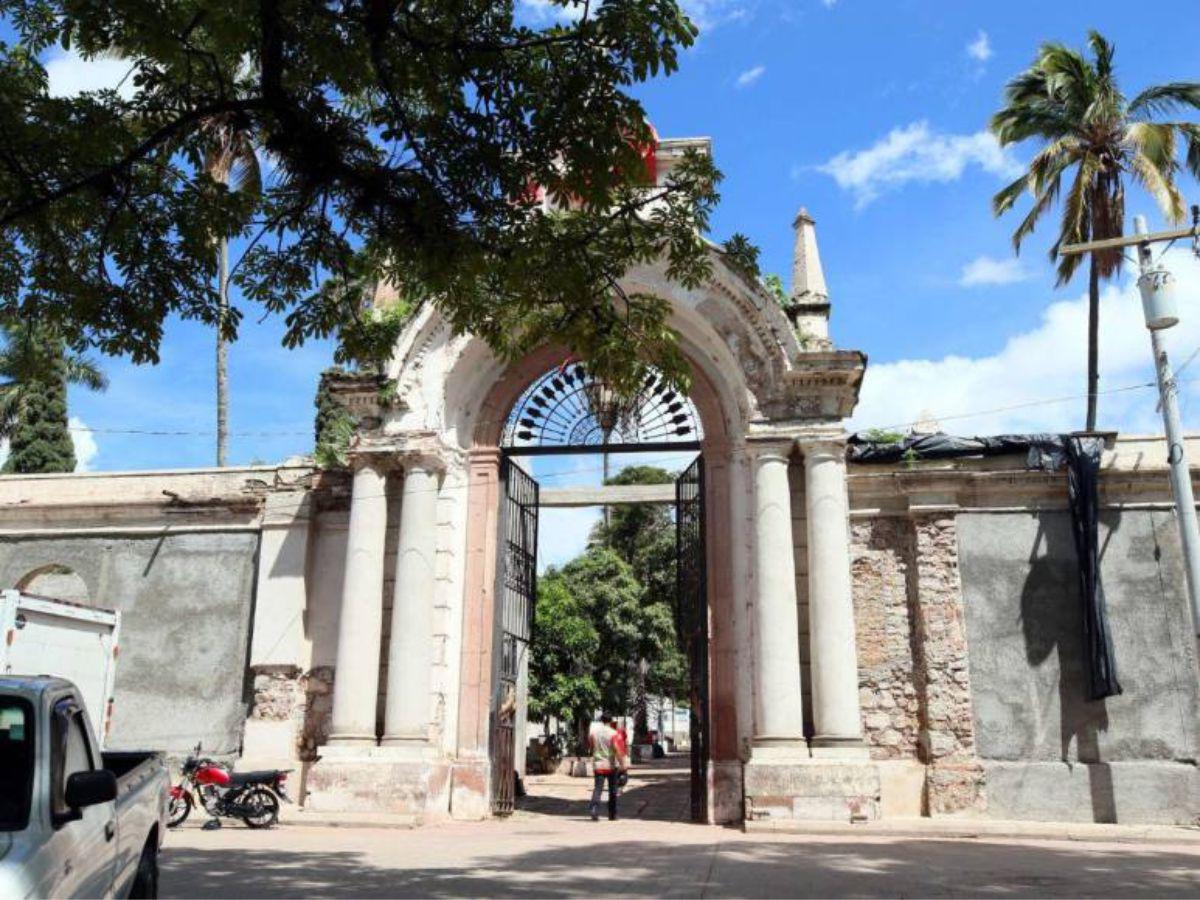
[12,0,1200,476]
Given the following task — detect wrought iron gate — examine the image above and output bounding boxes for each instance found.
[490,455,539,815]
[675,455,708,822]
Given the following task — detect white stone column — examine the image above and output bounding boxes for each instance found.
[327,458,390,746]
[749,441,808,755]
[382,464,441,748]
[803,438,867,755]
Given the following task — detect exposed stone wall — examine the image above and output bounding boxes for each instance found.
[249,665,334,761]
[849,519,920,759]
[848,514,985,815]
[908,516,986,814]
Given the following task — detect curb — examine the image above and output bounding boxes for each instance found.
[743,817,1200,846]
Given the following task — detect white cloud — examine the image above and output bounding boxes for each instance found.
[69,418,99,472]
[959,255,1030,287]
[821,0,838,7]
[44,49,137,100]
[736,65,766,88]
[851,250,1200,437]
[818,121,1022,209]
[966,30,993,63]
[681,0,752,31]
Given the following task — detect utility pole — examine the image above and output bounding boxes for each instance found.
[1062,208,1200,638]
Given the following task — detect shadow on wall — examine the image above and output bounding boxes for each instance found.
[1020,514,1119,823]
[158,839,1200,899]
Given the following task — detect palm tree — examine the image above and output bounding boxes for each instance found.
[991,31,1200,431]
[202,114,261,467]
[1,320,107,472]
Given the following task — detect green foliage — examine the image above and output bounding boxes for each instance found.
[762,273,788,306]
[991,31,1200,429]
[589,465,688,724]
[528,575,600,741]
[0,0,728,395]
[722,233,761,281]
[2,362,74,473]
[862,428,905,445]
[555,546,646,719]
[313,366,354,468]
[0,320,105,473]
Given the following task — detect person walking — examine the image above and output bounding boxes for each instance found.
[587,713,625,821]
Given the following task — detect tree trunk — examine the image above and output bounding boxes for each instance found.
[634,657,649,742]
[216,237,229,467]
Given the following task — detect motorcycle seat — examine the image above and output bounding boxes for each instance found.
[230,769,284,785]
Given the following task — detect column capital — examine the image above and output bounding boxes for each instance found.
[797,435,849,462]
[345,448,398,474]
[745,436,796,464]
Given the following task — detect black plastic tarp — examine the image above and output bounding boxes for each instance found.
[848,430,1122,701]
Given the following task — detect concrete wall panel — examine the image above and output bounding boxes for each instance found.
[958,509,1199,819]
[0,531,259,755]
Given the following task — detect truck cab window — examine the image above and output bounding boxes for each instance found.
[51,701,94,821]
[0,696,34,831]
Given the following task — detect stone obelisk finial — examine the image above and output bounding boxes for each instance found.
[788,207,831,347]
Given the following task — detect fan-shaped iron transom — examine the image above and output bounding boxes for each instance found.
[501,363,703,450]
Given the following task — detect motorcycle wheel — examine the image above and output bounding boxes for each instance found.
[241,787,280,829]
[167,792,192,828]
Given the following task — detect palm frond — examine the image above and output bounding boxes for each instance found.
[1088,30,1115,81]
[1174,123,1200,181]
[1126,122,1177,168]
[1053,155,1098,285]
[1125,123,1184,223]
[1012,176,1062,253]
[992,173,1030,217]
[63,354,108,392]
[1128,82,1200,118]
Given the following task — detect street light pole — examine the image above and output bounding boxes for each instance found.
[1062,210,1200,639]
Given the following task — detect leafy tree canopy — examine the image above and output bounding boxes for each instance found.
[0,0,734,394]
[554,545,644,716]
[528,573,600,734]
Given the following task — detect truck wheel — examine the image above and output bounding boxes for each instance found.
[167,793,192,828]
[128,839,159,899]
[241,787,280,829]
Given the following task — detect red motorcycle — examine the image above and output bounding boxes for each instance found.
[167,744,291,829]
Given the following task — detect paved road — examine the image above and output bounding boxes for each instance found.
[161,816,1200,898]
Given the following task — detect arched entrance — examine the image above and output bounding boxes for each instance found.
[463,344,740,823]
[484,360,712,819]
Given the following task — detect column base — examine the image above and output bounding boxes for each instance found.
[744,758,881,824]
[325,732,378,748]
[378,736,436,760]
[302,745,451,820]
[809,735,871,760]
[748,737,810,764]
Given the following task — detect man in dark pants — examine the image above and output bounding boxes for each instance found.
[587,713,625,821]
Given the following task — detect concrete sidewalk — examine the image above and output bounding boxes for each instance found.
[161,814,1200,898]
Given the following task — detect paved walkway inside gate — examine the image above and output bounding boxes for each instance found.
[517,752,693,822]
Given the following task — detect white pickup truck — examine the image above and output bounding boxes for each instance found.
[0,676,169,898]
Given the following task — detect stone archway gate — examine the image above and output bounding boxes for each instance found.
[302,137,877,825]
